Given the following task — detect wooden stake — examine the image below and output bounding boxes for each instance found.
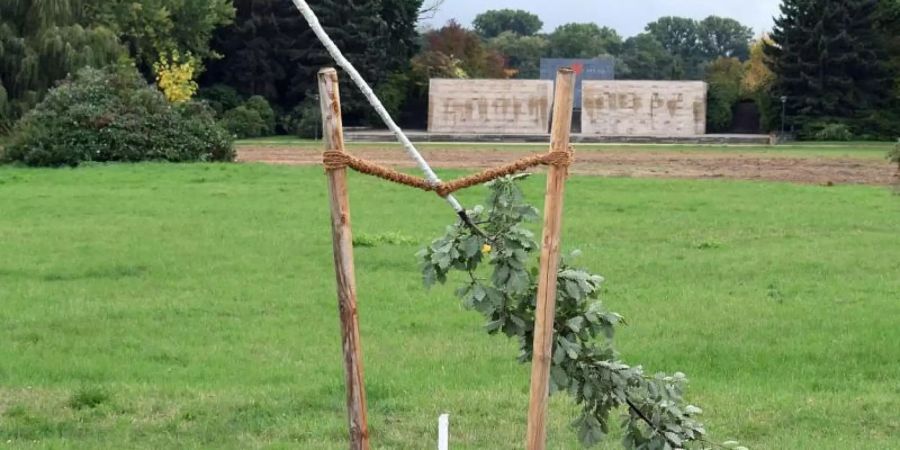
[526,68,576,450]
[319,67,371,450]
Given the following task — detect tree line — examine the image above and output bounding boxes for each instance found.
[1,0,898,139]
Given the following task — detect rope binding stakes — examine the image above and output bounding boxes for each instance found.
[290,0,479,225]
[297,1,580,448]
[321,148,574,198]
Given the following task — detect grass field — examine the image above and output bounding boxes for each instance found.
[1,162,898,449]
[237,137,894,160]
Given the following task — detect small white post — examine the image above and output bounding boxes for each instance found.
[438,414,450,450]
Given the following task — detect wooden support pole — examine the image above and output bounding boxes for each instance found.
[526,68,576,450]
[318,67,371,450]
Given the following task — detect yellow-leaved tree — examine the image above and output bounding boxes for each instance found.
[742,35,775,96]
[153,51,199,103]
[742,35,777,130]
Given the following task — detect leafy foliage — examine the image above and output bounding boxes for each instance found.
[617,33,675,80]
[698,16,753,61]
[3,66,233,166]
[204,0,421,124]
[645,16,752,80]
[766,0,894,138]
[418,175,735,449]
[645,16,705,79]
[283,96,322,139]
[220,106,264,138]
[473,9,543,38]
[423,20,507,78]
[487,32,549,79]
[197,84,244,115]
[548,23,622,58]
[807,122,854,142]
[0,0,125,128]
[878,0,900,102]
[742,37,777,130]
[92,0,234,72]
[153,51,200,103]
[705,58,746,132]
[221,95,276,138]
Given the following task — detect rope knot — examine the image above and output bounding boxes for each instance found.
[435,184,452,198]
[323,150,352,170]
[544,148,575,167]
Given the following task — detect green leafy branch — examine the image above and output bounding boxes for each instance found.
[418,174,743,449]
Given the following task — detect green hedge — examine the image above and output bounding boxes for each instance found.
[2,66,233,167]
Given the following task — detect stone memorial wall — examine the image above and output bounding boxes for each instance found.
[582,81,707,136]
[428,79,553,134]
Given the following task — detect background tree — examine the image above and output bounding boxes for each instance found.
[204,0,420,124]
[876,0,900,111]
[90,0,234,73]
[548,23,622,58]
[766,0,894,137]
[381,0,426,71]
[473,9,543,38]
[699,16,753,60]
[204,0,304,104]
[617,33,674,80]
[0,0,124,130]
[423,20,506,78]
[487,32,548,78]
[742,36,777,130]
[645,16,703,79]
[705,57,745,132]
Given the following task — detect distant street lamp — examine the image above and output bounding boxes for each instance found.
[314,94,320,141]
[780,96,788,138]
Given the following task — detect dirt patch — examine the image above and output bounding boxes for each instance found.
[237,146,897,186]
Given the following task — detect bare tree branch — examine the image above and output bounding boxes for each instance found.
[418,0,445,21]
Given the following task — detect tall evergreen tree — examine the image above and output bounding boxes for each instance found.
[766,0,893,135]
[876,0,900,103]
[204,0,418,122]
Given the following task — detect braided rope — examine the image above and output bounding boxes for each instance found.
[323,151,436,191]
[323,148,574,198]
[291,0,466,214]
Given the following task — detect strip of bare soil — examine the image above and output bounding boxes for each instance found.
[237,146,897,186]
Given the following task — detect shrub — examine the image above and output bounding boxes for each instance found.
[705,57,745,132]
[220,106,268,139]
[369,72,409,125]
[218,96,276,139]
[2,66,233,167]
[197,84,243,115]
[800,121,854,141]
[243,96,276,135]
[283,96,321,139]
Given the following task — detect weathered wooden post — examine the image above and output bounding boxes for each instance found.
[318,67,371,450]
[526,68,576,450]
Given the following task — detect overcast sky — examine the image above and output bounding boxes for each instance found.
[421,0,783,37]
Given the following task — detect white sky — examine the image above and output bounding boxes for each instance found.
[421,0,782,37]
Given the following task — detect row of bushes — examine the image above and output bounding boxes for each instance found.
[795,114,900,141]
[0,65,333,167]
[2,66,234,167]
[199,85,320,139]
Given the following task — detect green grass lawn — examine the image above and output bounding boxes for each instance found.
[237,136,893,160]
[1,163,898,449]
